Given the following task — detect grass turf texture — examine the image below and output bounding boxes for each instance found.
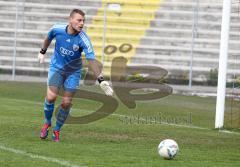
[0,81,239,167]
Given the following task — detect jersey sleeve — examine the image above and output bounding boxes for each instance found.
[47,25,56,41]
[79,32,95,60]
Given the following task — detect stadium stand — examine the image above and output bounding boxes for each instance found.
[86,0,162,75]
[0,0,101,74]
[0,0,240,82]
[132,0,240,81]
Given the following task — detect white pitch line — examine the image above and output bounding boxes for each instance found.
[111,113,240,135]
[1,97,240,135]
[218,129,240,135]
[70,108,209,130]
[0,145,86,167]
[1,97,207,130]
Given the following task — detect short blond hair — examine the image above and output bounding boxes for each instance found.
[70,9,85,17]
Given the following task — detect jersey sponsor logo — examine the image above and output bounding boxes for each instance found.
[73,44,79,51]
[60,47,74,56]
[66,39,71,42]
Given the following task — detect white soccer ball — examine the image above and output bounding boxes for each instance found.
[157,139,179,160]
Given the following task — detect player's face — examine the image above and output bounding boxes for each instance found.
[69,13,85,33]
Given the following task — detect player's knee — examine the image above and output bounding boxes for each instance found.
[46,96,56,103]
[47,87,58,102]
[61,100,72,110]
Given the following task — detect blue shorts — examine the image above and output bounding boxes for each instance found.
[47,67,81,92]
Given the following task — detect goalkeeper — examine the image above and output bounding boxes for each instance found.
[38,9,113,142]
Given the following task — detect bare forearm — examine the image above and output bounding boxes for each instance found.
[41,37,51,50]
[38,37,52,62]
[88,59,102,78]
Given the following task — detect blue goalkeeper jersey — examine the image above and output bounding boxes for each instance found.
[47,23,95,72]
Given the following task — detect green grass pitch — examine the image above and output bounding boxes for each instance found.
[0,81,239,167]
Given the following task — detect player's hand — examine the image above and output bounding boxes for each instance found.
[38,53,45,63]
[100,81,114,96]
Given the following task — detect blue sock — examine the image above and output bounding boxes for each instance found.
[44,99,54,125]
[54,106,70,131]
